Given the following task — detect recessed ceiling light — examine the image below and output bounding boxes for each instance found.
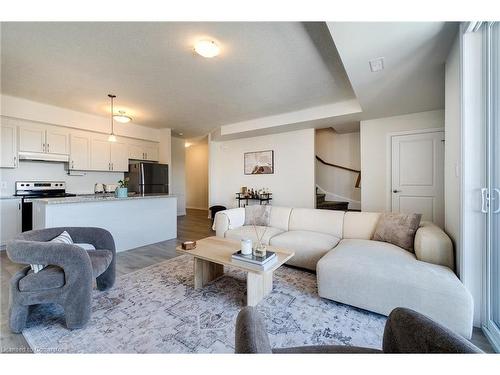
[369,57,385,72]
[113,110,132,123]
[194,40,220,58]
[178,132,184,136]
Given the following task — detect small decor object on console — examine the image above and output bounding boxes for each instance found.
[115,177,129,198]
[181,241,197,250]
[244,150,274,175]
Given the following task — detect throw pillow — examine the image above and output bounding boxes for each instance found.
[244,205,271,226]
[372,213,422,251]
[30,230,74,273]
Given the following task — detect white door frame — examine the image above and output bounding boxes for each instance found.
[385,127,445,212]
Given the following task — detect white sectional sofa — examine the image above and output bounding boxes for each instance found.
[213,206,474,338]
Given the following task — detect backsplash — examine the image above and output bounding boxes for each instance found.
[0,161,124,196]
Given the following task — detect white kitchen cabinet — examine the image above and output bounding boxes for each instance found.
[45,125,70,154]
[127,140,159,161]
[144,142,159,161]
[90,135,112,171]
[0,198,22,247]
[18,123,69,155]
[110,141,129,171]
[1,123,18,168]
[89,134,129,172]
[18,123,46,153]
[128,143,144,160]
[69,131,91,170]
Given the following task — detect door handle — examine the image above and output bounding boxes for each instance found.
[481,187,489,213]
[493,188,500,214]
[393,189,401,193]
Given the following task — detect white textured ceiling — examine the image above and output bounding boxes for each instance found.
[327,22,458,120]
[1,22,355,137]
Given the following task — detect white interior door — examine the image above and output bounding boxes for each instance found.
[391,131,445,227]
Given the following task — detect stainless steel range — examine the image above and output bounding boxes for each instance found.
[15,181,76,232]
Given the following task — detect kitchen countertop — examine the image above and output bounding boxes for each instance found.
[31,193,176,205]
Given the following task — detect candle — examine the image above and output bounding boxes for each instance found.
[241,239,253,255]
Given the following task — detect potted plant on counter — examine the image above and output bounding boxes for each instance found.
[115,177,129,198]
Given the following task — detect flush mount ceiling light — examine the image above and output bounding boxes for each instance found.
[194,40,220,58]
[113,110,132,123]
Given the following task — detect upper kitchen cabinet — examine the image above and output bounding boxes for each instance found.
[45,125,70,154]
[18,123,45,153]
[128,142,144,160]
[0,123,18,168]
[90,134,112,171]
[127,140,160,161]
[18,122,70,161]
[110,141,129,171]
[144,142,159,161]
[69,131,91,170]
[90,133,129,172]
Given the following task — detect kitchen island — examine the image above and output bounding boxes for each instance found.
[32,194,177,252]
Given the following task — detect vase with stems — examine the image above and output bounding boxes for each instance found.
[252,213,268,258]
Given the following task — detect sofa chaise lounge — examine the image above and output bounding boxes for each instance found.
[213,206,473,338]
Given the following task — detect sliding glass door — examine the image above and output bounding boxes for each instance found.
[484,21,500,351]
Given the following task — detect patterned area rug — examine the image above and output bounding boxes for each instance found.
[22,255,386,353]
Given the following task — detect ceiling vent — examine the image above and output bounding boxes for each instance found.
[369,57,385,72]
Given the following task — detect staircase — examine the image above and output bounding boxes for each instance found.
[316,189,349,211]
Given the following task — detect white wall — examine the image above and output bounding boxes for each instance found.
[315,129,360,209]
[444,36,461,266]
[209,128,315,209]
[360,110,444,212]
[170,137,186,216]
[186,138,209,210]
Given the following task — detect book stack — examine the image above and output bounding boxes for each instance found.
[231,250,277,270]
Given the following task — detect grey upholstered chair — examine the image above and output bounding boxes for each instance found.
[235,306,482,354]
[7,227,116,332]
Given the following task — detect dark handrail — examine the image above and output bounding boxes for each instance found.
[316,155,361,188]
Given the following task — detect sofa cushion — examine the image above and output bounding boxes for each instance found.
[270,230,340,271]
[372,213,422,251]
[289,208,344,238]
[225,225,283,245]
[244,205,271,226]
[317,239,473,338]
[343,212,381,239]
[19,265,66,291]
[269,206,292,231]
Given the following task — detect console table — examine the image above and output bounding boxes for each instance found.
[236,193,272,207]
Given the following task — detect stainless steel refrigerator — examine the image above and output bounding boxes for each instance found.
[126,162,169,194]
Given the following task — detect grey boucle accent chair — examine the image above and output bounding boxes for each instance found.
[7,227,116,332]
[235,306,482,354]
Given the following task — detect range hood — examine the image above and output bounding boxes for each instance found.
[18,151,70,163]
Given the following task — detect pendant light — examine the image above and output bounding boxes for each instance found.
[108,94,117,142]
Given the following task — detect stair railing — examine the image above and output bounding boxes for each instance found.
[315,155,361,188]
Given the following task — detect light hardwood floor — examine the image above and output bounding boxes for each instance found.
[0,209,494,353]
